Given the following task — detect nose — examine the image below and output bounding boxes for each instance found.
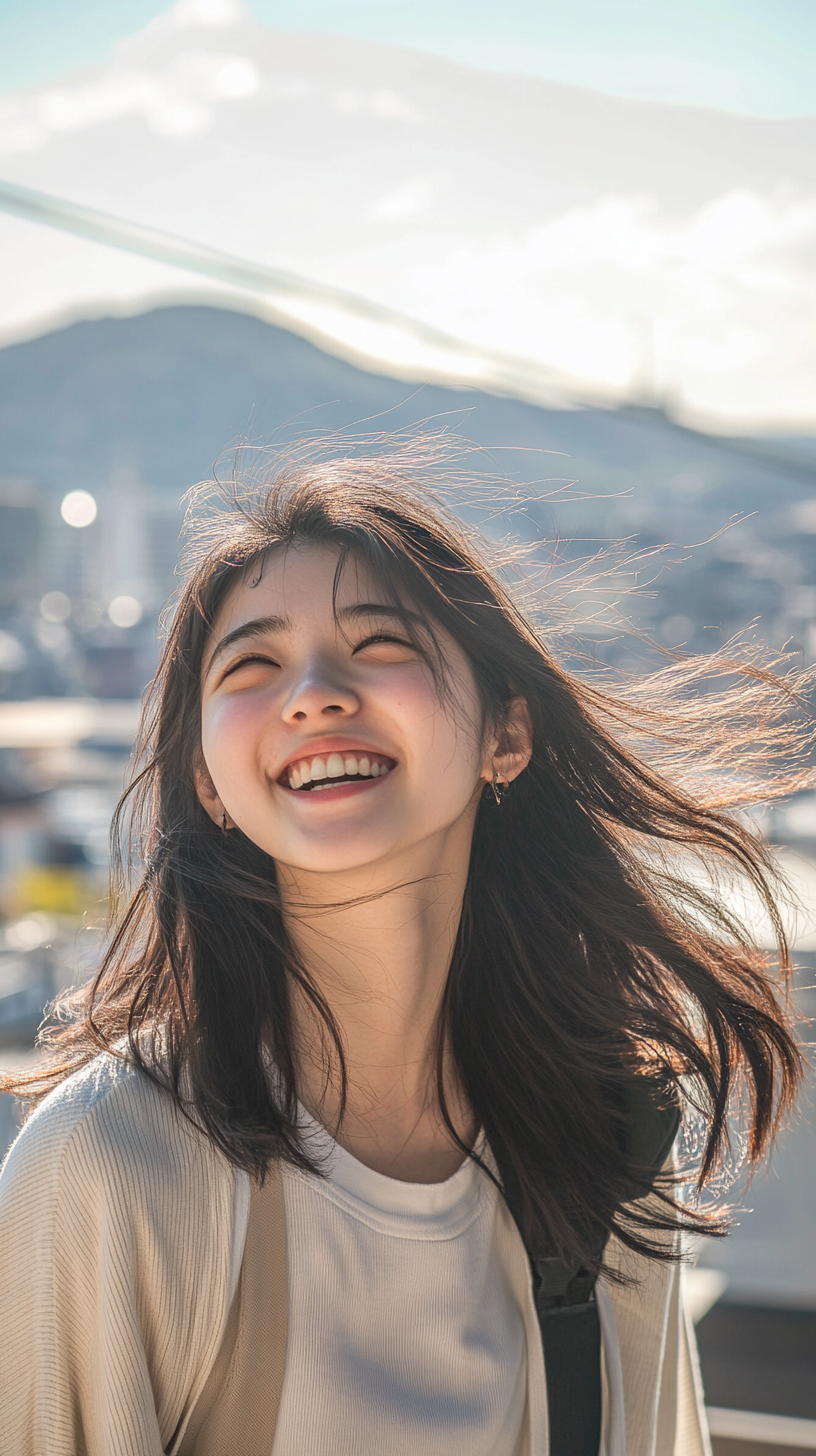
[281,660,361,724]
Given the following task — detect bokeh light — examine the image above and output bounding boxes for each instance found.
[71,598,102,631]
[60,489,97,528]
[108,595,143,628]
[0,630,25,673]
[39,590,71,622]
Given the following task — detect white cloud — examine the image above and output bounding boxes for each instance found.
[335,87,418,121]
[371,178,437,220]
[342,188,816,414]
[0,50,261,150]
[157,0,247,32]
[168,51,259,99]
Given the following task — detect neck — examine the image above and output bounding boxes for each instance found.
[276,822,477,1183]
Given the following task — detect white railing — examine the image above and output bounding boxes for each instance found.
[707,1409,816,1450]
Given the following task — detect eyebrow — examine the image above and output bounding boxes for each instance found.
[336,603,425,626]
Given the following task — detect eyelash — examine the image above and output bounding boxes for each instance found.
[222,652,279,678]
[353,633,414,653]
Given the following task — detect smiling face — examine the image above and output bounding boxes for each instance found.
[197,543,503,880]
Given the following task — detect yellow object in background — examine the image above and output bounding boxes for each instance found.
[10,866,101,919]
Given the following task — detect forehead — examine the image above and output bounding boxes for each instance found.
[210,542,416,646]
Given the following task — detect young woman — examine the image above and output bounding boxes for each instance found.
[0,441,805,1456]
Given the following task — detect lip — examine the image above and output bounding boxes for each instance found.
[276,736,395,781]
[279,774,389,804]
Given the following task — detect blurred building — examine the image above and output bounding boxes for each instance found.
[0,458,181,702]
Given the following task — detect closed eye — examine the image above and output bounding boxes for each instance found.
[220,652,281,681]
[353,633,420,660]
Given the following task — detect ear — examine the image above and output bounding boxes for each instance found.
[193,752,235,830]
[481,696,533,789]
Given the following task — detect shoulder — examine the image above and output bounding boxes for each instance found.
[0,1057,241,1451]
[1,1050,234,1240]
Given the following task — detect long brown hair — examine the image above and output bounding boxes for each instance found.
[7,435,810,1270]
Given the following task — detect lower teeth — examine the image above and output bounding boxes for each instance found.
[298,773,386,791]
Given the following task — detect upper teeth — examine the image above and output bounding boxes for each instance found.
[287,753,392,790]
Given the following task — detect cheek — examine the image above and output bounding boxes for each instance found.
[201,697,264,788]
[400,681,484,790]
[387,671,439,726]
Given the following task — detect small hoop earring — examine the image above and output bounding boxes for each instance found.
[489,768,507,806]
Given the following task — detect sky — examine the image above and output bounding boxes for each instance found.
[0,0,814,117]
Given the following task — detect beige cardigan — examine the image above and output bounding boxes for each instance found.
[0,1054,712,1456]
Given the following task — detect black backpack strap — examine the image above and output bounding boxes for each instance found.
[492,1074,681,1456]
[532,1259,603,1456]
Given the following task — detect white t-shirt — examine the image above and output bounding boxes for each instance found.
[267,1110,549,1456]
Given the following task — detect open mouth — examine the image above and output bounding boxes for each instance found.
[280,751,396,792]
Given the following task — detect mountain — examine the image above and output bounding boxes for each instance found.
[0,0,815,430]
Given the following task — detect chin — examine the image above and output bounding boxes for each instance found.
[268,829,404,876]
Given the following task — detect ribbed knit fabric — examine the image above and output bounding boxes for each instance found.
[270,1110,538,1456]
[0,1052,712,1456]
[0,1054,237,1456]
